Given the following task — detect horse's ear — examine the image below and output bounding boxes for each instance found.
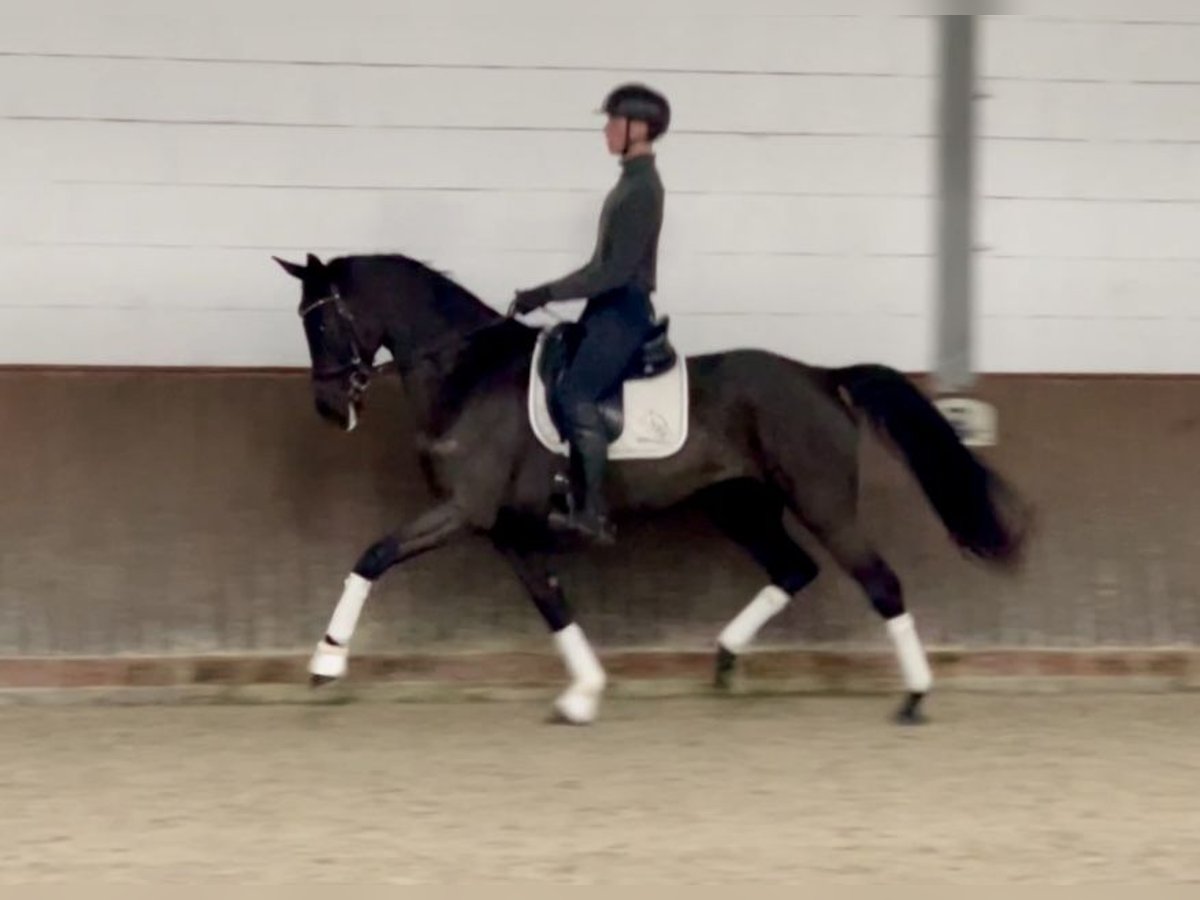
[272,256,307,280]
[305,253,327,275]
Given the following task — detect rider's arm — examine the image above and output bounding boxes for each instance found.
[533,188,659,302]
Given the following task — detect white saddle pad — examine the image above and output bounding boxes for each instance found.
[527,331,689,460]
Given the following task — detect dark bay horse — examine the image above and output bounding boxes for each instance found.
[275,252,1030,724]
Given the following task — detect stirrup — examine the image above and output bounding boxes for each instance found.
[548,508,616,545]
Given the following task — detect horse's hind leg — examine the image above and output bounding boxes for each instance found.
[807,520,933,725]
[757,391,933,723]
[701,479,821,690]
[308,501,465,686]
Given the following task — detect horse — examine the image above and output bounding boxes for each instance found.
[274,251,1030,725]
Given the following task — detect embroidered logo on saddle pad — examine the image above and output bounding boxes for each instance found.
[527,322,689,461]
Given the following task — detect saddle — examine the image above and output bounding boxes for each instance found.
[537,317,678,442]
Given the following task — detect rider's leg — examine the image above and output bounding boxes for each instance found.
[552,288,653,542]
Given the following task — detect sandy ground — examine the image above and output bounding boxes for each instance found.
[1,693,1198,884]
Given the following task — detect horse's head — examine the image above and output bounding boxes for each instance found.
[275,251,510,431]
[274,253,381,432]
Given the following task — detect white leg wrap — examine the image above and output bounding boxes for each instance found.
[553,624,607,724]
[308,573,372,681]
[327,573,372,645]
[886,612,933,694]
[717,585,792,655]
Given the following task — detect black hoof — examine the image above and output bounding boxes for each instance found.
[545,709,591,727]
[893,692,928,726]
[310,674,336,689]
[714,646,737,691]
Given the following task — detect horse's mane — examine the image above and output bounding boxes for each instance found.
[329,252,493,321]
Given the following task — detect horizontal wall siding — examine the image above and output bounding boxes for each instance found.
[1,3,934,369]
[2,4,1196,370]
[978,12,1200,373]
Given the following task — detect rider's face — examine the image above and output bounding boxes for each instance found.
[604,116,648,155]
[604,115,627,154]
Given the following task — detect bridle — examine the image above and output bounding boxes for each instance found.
[298,285,391,404]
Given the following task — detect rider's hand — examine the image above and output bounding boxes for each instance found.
[509,286,552,317]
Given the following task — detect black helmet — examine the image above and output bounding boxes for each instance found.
[601,83,670,140]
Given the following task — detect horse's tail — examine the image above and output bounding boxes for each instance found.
[832,364,1031,569]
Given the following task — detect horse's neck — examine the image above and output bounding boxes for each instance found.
[380,294,499,371]
[423,266,499,333]
[392,315,536,439]
[369,264,530,433]
[370,260,497,364]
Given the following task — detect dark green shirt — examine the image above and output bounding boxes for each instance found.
[538,154,664,301]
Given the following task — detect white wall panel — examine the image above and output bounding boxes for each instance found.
[0,122,932,197]
[1,5,933,368]
[0,6,932,74]
[4,5,1196,372]
[979,13,1200,372]
[1,57,930,137]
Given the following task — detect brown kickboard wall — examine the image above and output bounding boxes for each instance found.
[1,369,1197,664]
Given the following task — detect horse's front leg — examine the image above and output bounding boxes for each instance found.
[490,522,606,725]
[309,501,465,685]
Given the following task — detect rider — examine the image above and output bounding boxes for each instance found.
[510,82,670,545]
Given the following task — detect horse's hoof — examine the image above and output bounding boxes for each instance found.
[549,690,599,726]
[546,707,595,727]
[714,646,737,691]
[546,709,592,727]
[308,639,348,686]
[893,692,928,726]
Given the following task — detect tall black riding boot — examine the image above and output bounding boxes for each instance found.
[549,419,615,545]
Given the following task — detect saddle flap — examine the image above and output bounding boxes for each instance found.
[537,322,578,387]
